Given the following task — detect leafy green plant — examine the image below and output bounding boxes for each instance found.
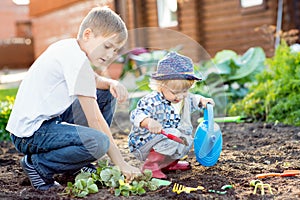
[0,88,18,101]
[229,41,300,126]
[62,160,160,198]
[0,96,15,141]
[191,47,266,115]
[63,173,98,198]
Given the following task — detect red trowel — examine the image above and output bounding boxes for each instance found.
[161,129,188,146]
[146,127,188,146]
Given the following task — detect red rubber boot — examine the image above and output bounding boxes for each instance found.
[142,150,167,179]
[162,159,191,171]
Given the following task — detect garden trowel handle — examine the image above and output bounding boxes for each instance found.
[145,126,188,146]
[160,130,188,146]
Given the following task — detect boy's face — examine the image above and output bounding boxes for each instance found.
[81,29,124,67]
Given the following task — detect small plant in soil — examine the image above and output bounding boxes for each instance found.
[61,160,159,198]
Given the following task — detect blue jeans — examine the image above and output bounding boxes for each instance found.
[11,89,116,180]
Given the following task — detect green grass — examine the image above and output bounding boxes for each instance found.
[0,88,18,101]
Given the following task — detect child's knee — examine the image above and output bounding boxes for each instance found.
[79,130,110,159]
[92,133,110,159]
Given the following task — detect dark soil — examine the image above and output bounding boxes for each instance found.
[1,110,300,200]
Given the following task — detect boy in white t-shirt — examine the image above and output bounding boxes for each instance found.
[6,7,141,190]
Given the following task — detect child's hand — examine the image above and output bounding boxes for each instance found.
[109,80,128,103]
[119,162,141,183]
[199,97,215,108]
[148,119,162,134]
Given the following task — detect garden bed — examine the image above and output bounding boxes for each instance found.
[0,111,300,200]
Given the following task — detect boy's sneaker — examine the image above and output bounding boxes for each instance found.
[73,163,97,175]
[20,155,61,190]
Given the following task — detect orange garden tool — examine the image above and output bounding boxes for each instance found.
[256,170,300,179]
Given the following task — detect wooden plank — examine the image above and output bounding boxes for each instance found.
[204,26,272,39]
[203,11,273,26]
[203,18,273,32]
[202,1,240,11]
[29,0,81,16]
[204,37,271,47]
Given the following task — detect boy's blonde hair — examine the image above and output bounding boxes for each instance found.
[78,7,127,44]
[149,79,195,92]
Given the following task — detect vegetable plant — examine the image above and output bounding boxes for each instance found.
[191,47,266,115]
[62,159,160,198]
[229,41,300,126]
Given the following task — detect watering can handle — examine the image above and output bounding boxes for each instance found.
[204,103,214,134]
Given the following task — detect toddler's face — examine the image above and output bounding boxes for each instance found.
[83,33,124,67]
[161,84,189,103]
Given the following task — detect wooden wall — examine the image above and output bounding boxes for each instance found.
[123,0,207,62]
[199,0,277,57]
[29,0,81,16]
[29,0,114,58]
[0,39,34,69]
[0,0,30,39]
[27,0,300,61]
[123,0,281,60]
[125,0,298,58]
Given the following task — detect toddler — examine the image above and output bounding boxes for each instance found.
[128,52,214,178]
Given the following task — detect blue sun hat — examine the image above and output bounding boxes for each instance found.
[194,103,222,166]
[151,51,202,80]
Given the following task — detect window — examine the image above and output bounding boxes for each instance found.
[157,0,178,28]
[12,0,30,5]
[240,0,263,8]
[240,0,266,14]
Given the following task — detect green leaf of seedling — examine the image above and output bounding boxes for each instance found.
[97,160,109,171]
[87,178,94,186]
[91,173,100,181]
[77,190,89,198]
[142,169,152,181]
[75,172,91,181]
[121,190,130,197]
[137,187,146,195]
[138,181,145,188]
[67,182,73,187]
[80,179,87,188]
[100,169,113,182]
[131,180,138,186]
[110,179,118,188]
[115,188,121,196]
[88,184,98,193]
[74,180,84,190]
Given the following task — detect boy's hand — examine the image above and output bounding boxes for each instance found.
[147,119,162,134]
[119,162,141,182]
[94,74,128,103]
[109,81,128,103]
[199,97,215,108]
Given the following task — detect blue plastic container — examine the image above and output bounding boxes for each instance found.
[194,104,222,166]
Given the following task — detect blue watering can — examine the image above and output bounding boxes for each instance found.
[194,103,222,166]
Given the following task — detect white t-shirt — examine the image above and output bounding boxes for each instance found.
[6,38,96,137]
